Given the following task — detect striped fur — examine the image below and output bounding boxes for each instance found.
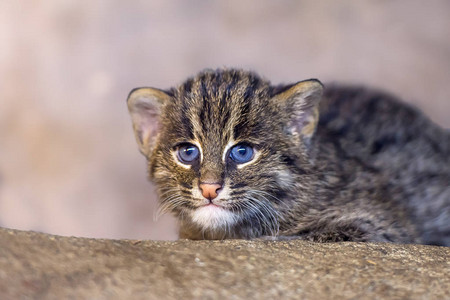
[128,68,449,245]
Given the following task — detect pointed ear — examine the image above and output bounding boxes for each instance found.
[127,87,171,156]
[273,79,323,144]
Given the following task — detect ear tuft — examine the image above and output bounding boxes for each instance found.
[273,79,323,145]
[127,87,171,156]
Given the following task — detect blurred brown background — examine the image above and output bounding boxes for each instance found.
[0,1,449,240]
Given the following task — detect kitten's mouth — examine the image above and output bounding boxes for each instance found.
[193,197,227,208]
[203,202,221,207]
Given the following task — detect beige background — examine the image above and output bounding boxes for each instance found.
[0,1,449,240]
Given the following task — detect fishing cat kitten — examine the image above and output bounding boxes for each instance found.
[127,69,449,245]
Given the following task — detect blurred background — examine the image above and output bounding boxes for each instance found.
[0,1,449,240]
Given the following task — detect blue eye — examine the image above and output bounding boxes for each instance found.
[230,144,254,164]
[177,144,199,164]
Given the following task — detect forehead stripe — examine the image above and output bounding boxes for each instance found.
[233,99,251,140]
[180,99,194,139]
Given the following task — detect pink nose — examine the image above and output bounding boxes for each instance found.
[199,183,222,200]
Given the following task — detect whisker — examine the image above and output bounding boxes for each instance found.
[155,191,189,220]
[243,190,282,236]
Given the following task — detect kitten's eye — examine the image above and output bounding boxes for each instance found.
[177,144,200,164]
[229,144,254,164]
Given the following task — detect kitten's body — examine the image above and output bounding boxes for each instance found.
[128,69,449,245]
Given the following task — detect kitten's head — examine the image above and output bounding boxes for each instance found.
[127,69,322,238]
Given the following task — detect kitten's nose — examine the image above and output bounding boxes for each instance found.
[199,183,222,200]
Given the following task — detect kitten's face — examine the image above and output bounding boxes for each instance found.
[128,69,322,238]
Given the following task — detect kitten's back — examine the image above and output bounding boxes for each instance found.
[319,85,450,245]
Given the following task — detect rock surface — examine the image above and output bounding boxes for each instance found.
[0,227,449,299]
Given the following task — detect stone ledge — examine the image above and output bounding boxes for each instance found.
[0,227,448,299]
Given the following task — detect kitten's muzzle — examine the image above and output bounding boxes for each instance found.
[199,183,222,201]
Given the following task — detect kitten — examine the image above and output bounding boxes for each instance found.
[127,69,449,245]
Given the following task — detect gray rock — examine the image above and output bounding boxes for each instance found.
[0,227,448,299]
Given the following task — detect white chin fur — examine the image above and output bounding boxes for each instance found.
[191,205,237,230]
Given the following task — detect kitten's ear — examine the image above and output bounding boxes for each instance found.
[127,87,171,156]
[273,79,323,144]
